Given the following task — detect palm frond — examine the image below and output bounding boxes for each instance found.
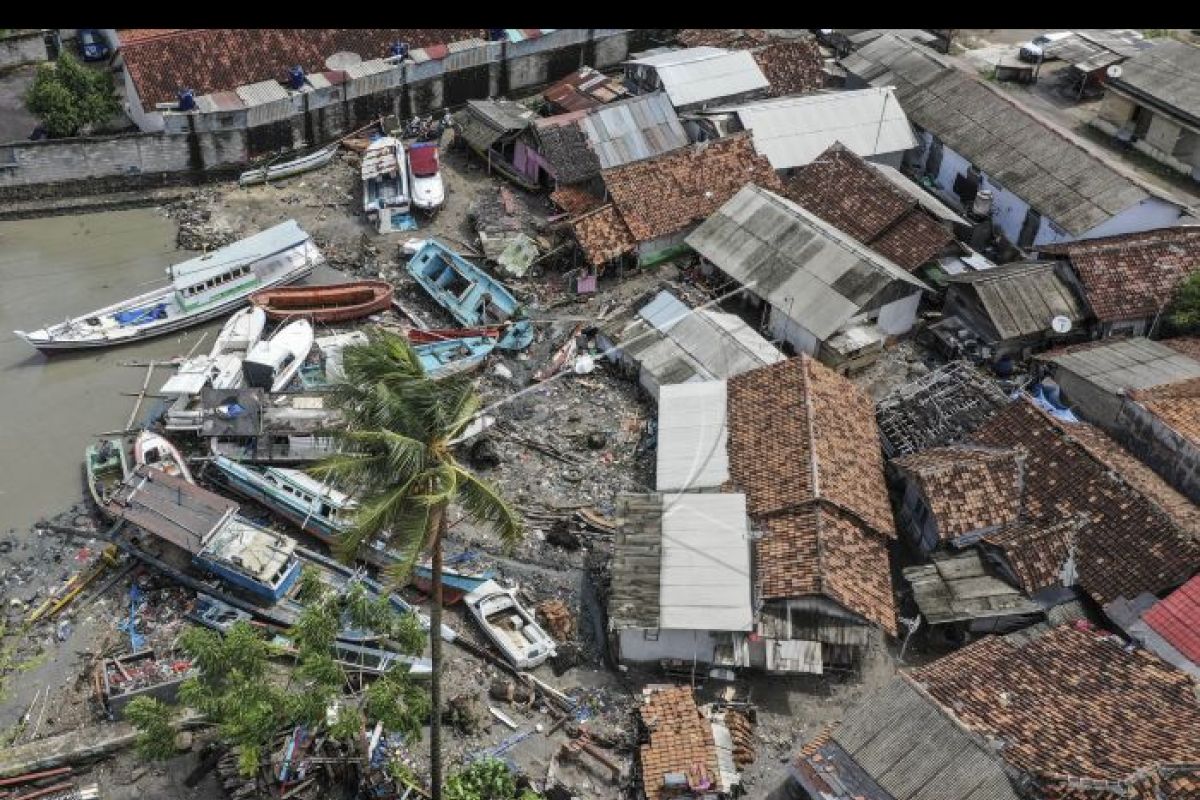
[452,465,524,551]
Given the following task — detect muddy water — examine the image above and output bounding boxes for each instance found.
[0,208,344,534]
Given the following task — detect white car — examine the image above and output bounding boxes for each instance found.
[1019,31,1074,62]
[407,141,445,213]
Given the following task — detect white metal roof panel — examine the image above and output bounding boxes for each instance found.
[659,492,753,631]
[633,48,768,108]
[1045,337,1200,394]
[235,79,289,107]
[656,381,729,492]
[724,88,916,168]
[638,289,690,332]
[170,220,310,285]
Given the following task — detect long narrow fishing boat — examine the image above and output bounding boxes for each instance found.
[250,280,394,323]
[15,221,322,353]
[406,240,533,351]
[210,306,267,359]
[238,143,339,188]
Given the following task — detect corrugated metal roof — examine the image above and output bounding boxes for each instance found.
[1111,38,1200,122]
[659,493,753,631]
[235,79,289,107]
[686,185,928,341]
[342,58,394,80]
[638,289,690,332]
[946,262,1085,341]
[628,47,768,108]
[903,550,1041,625]
[609,494,664,629]
[713,87,916,168]
[1042,337,1200,394]
[657,380,729,492]
[106,466,237,555]
[578,92,689,169]
[463,98,537,133]
[841,33,953,93]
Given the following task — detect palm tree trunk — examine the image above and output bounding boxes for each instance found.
[429,508,446,800]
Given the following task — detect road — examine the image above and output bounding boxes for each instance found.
[947,30,1200,207]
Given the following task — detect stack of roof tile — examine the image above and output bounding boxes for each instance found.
[893,446,1025,540]
[638,685,720,800]
[572,133,781,267]
[970,398,1200,604]
[1041,226,1200,324]
[726,356,898,634]
[550,185,604,217]
[911,623,1200,798]
[785,143,954,271]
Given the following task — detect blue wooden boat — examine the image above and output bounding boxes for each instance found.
[416,335,498,379]
[406,240,534,351]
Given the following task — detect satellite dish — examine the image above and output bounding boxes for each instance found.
[1051,315,1073,334]
[325,51,362,71]
[1107,64,1123,79]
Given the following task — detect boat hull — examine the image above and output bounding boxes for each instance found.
[250,280,394,323]
[206,457,343,548]
[239,144,338,187]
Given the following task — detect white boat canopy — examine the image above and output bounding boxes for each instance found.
[169,220,310,287]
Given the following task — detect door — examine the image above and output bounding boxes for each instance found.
[925,137,944,181]
[1017,207,1041,249]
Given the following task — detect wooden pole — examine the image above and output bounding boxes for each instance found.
[124,363,155,431]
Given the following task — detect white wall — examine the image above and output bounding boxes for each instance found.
[768,307,820,355]
[123,69,165,133]
[617,628,718,663]
[1075,197,1188,242]
[876,290,922,335]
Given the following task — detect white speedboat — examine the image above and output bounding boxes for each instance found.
[133,430,194,484]
[210,307,267,359]
[243,319,315,393]
[463,580,557,670]
[407,142,445,212]
[15,221,322,353]
[362,136,410,232]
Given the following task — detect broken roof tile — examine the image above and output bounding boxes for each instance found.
[639,685,720,800]
[570,204,637,267]
[892,446,1025,540]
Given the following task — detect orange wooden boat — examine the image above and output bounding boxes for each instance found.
[406,325,504,345]
[250,280,394,323]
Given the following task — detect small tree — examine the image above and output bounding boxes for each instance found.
[124,696,177,761]
[24,51,120,138]
[1166,271,1200,334]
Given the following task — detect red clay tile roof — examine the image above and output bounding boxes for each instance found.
[1132,376,1200,452]
[911,624,1200,795]
[1041,226,1200,323]
[676,29,778,49]
[785,143,954,271]
[600,133,783,245]
[117,29,182,46]
[971,398,1200,604]
[982,516,1087,594]
[893,446,1025,540]
[551,185,604,217]
[121,29,483,111]
[753,41,824,97]
[1143,574,1200,666]
[570,204,636,267]
[757,507,898,633]
[639,685,720,800]
[1164,336,1200,362]
[727,356,895,536]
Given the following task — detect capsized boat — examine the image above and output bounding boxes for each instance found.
[464,579,557,670]
[408,141,445,212]
[250,280,394,323]
[210,306,267,359]
[406,240,534,351]
[15,221,321,353]
[85,436,131,511]
[244,319,315,392]
[362,136,410,232]
[238,143,339,188]
[133,430,193,484]
[415,335,497,379]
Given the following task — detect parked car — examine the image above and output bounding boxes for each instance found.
[77,29,110,62]
[1018,31,1074,62]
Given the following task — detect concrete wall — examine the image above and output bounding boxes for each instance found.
[617,627,718,664]
[1114,400,1200,504]
[877,290,922,335]
[0,30,49,68]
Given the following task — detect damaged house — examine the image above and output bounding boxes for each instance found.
[569,133,782,270]
[1037,336,1200,503]
[455,98,542,190]
[675,29,827,97]
[637,685,743,800]
[1037,226,1200,338]
[597,289,783,400]
[532,92,689,193]
[540,65,630,114]
[686,184,929,370]
[684,87,917,170]
[623,47,770,112]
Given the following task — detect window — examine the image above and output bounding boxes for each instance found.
[643,629,660,641]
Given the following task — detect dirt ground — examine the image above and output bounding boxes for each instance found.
[0,63,40,143]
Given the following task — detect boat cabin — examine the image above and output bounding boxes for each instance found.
[244,340,300,390]
[263,466,355,525]
[175,261,257,310]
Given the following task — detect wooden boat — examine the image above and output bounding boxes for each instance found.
[244,319,314,392]
[210,307,267,359]
[415,335,497,379]
[202,389,343,465]
[464,580,557,670]
[406,325,504,345]
[238,143,339,187]
[410,560,496,605]
[250,280,394,323]
[85,436,131,510]
[408,141,445,212]
[162,353,245,431]
[362,136,410,231]
[15,221,321,353]
[133,430,193,484]
[406,240,534,351]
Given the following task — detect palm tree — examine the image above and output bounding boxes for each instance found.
[312,328,523,799]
